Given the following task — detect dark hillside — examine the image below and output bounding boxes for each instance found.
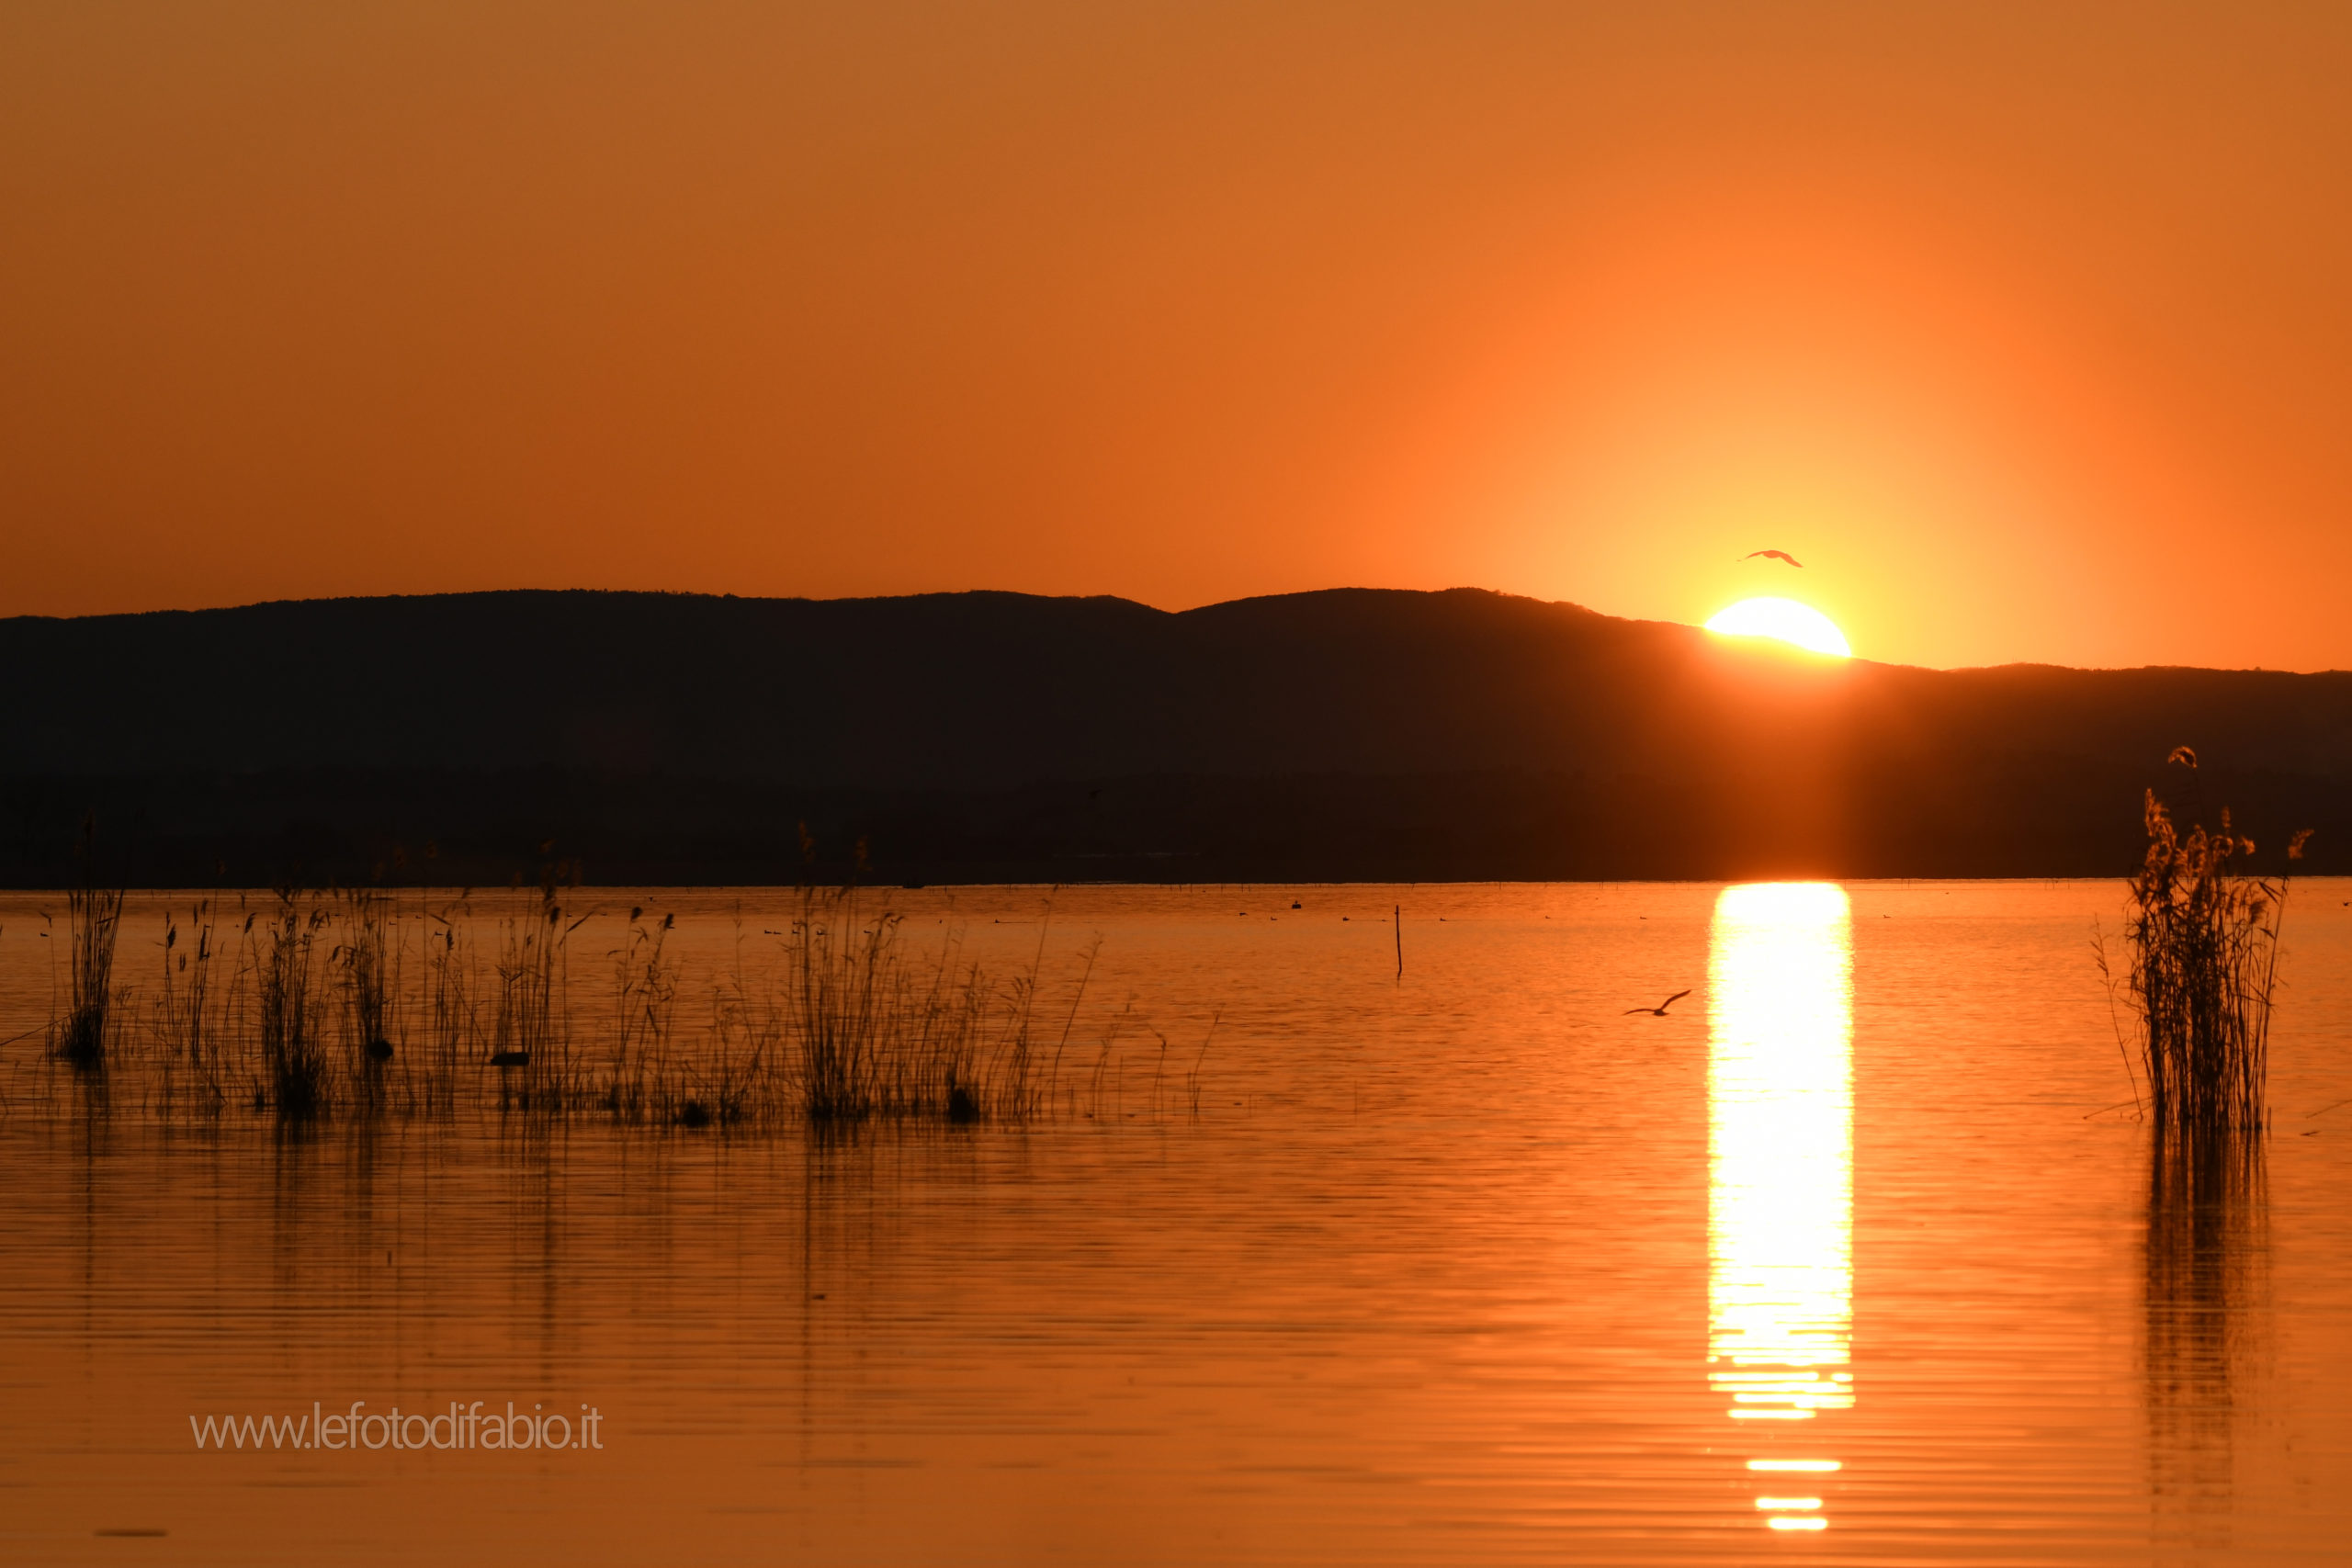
[3,587,2345,885]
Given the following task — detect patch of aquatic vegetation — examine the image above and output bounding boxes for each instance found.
[2100,752,2312,1135]
[8,881,1186,1133]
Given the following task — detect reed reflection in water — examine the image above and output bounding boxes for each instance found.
[2146,1129,2270,1551]
[1707,881,1854,1534]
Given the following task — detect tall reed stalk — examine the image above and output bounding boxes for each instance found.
[421,899,478,1116]
[491,890,580,1106]
[605,908,676,1122]
[340,889,394,1063]
[153,903,224,1113]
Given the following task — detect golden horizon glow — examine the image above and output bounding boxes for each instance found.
[1704,598,1854,658]
[13,10,2352,671]
[1709,881,1854,1531]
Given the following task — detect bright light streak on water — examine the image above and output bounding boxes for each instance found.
[1709,881,1853,1528]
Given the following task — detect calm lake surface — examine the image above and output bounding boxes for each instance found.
[4,880,2350,1565]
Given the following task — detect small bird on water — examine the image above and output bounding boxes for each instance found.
[1737,549,1804,567]
[1625,989,1692,1017]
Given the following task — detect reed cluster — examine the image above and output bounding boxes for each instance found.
[19,886,1153,1133]
[53,883,124,1070]
[256,901,333,1117]
[2110,784,2311,1134]
[775,892,1098,1122]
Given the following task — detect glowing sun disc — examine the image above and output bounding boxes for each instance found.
[1705,598,1852,658]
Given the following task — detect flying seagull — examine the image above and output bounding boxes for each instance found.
[1625,989,1692,1017]
[1738,549,1804,567]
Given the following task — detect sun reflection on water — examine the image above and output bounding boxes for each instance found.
[1709,881,1853,1529]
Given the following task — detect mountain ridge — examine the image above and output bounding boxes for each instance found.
[4,586,2346,884]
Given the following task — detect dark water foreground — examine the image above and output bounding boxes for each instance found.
[4,883,2350,1565]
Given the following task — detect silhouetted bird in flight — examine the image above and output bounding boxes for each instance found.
[1737,549,1804,567]
[1625,989,1692,1017]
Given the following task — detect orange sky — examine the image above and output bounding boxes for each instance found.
[6,3,2351,670]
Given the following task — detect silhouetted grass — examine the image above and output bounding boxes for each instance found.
[54,882,123,1072]
[2106,776,2312,1134]
[17,886,1146,1134]
[600,906,675,1122]
[764,890,1098,1125]
[152,900,224,1114]
[339,889,394,1100]
[419,892,478,1116]
[257,898,333,1118]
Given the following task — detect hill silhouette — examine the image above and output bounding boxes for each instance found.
[2,587,2344,885]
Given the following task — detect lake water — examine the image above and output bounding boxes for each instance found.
[4,880,2351,1565]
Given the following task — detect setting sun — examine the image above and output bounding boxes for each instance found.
[1705,598,1853,659]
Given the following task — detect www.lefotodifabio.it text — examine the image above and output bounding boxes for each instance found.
[190,1402,603,1450]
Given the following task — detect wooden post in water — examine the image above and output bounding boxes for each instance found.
[1395,904,1402,979]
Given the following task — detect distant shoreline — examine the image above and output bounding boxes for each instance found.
[6,587,2345,886]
